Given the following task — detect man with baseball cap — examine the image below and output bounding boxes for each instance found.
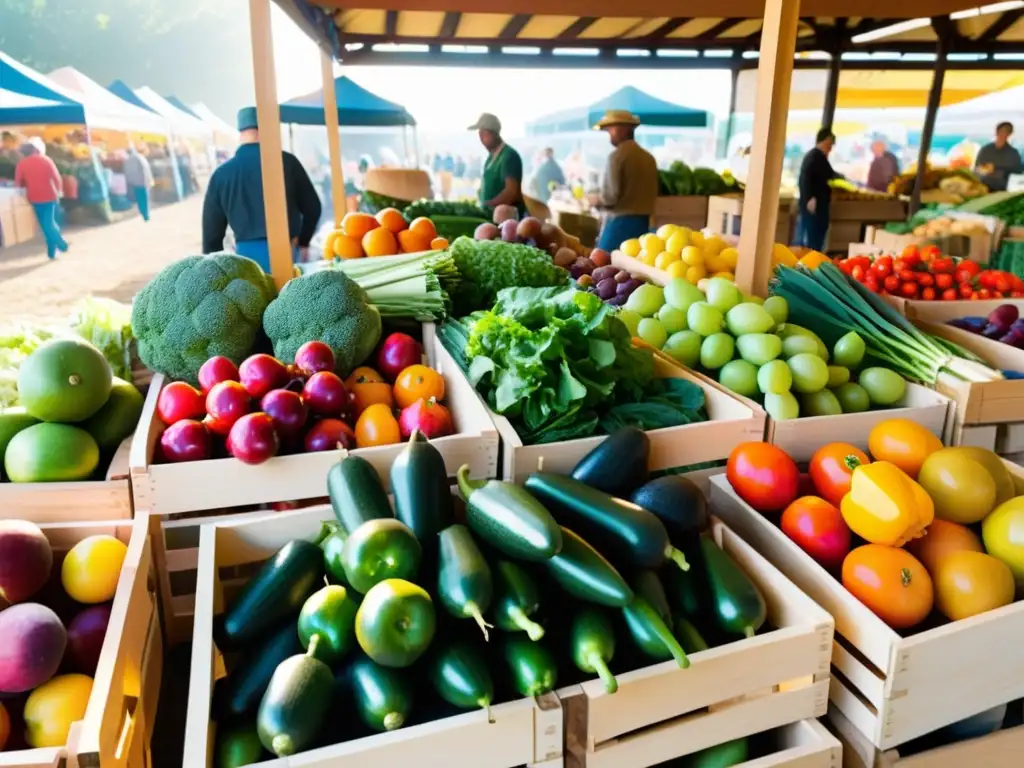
[593,110,658,252]
[469,113,525,216]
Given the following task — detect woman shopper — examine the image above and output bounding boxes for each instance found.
[14,138,68,260]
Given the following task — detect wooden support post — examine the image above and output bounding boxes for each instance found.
[735,0,800,297]
[320,50,346,225]
[821,50,841,130]
[910,21,950,216]
[248,0,293,290]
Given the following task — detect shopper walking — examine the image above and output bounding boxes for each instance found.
[593,110,658,252]
[124,146,154,222]
[14,138,68,260]
[797,128,842,252]
[469,113,526,216]
[975,122,1022,192]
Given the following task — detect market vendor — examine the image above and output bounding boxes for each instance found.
[469,113,526,216]
[202,107,321,271]
[975,122,1022,192]
[593,110,658,253]
[797,128,843,252]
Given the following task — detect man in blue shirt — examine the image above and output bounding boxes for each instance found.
[202,107,321,271]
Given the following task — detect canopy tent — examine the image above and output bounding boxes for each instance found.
[165,96,201,120]
[0,50,88,125]
[47,67,170,136]
[276,75,415,127]
[189,102,238,148]
[107,80,157,113]
[527,86,709,136]
[133,86,213,140]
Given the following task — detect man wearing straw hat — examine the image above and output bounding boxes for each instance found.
[593,110,658,252]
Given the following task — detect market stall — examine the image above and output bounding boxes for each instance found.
[188,101,238,165]
[132,85,215,190]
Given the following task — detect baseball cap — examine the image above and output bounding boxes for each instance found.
[468,113,501,133]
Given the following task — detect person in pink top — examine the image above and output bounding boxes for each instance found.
[14,138,69,260]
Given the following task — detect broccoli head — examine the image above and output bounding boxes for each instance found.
[262,270,381,376]
[132,252,277,384]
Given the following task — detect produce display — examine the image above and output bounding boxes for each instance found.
[725,422,1024,634]
[322,209,450,261]
[0,520,128,751]
[657,162,735,197]
[620,226,739,284]
[949,304,1024,351]
[887,167,988,201]
[959,190,1024,227]
[153,333,454,465]
[359,190,412,216]
[400,199,490,241]
[828,179,898,202]
[907,216,990,240]
[208,430,768,762]
[438,286,708,444]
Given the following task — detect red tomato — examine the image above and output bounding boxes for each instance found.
[978,288,992,299]
[727,442,800,513]
[900,282,919,298]
[883,275,900,293]
[781,497,852,571]
[934,273,953,290]
[942,288,958,301]
[808,442,870,507]
[851,264,866,282]
[898,269,917,282]
[921,287,936,301]
[916,273,934,287]
[959,282,974,299]
[864,274,880,293]
[931,258,955,274]
[960,260,981,277]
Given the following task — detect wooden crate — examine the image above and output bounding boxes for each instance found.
[652,196,709,232]
[830,200,906,224]
[559,517,833,768]
[0,437,133,523]
[709,469,1024,750]
[0,515,161,768]
[827,222,865,255]
[129,334,499,515]
[706,194,794,246]
[183,504,564,768]
[609,250,669,286]
[864,227,918,255]
[739,721,842,768]
[488,358,766,485]
[829,702,1024,768]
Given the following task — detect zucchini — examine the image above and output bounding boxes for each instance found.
[430,215,488,240]
[390,431,454,542]
[492,560,544,641]
[629,476,709,557]
[429,641,495,721]
[344,655,413,732]
[570,607,618,694]
[621,596,689,668]
[571,427,650,497]
[214,718,267,768]
[504,637,558,697]
[213,622,301,719]
[674,616,710,654]
[525,473,688,572]
[437,524,494,639]
[341,518,422,594]
[321,523,349,587]
[701,536,766,638]
[661,564,703,619]
[297,585,359,664]
[686,737,748,767]
[545,527,634,607]
[256,647,334,756]
[632,570,672,623]
[328,455,392,533]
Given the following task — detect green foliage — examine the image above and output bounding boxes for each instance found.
[262,270,381,377]
[447,236,569,315]
[692,168,729,196]
[131,253,276,384]
[658,162,694,196]
[402,199,492,220]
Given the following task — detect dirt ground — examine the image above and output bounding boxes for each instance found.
[0,195,205,323]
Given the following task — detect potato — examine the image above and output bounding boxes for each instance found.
[554,247,577,268]
[493,204,519,224]
[517,217,543,241]
[475,222,500,240]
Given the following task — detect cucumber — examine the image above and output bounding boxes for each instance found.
[545,527,634,607]
[214,718,267,768]
[322,523,349,587]
[492,560,545,641]
[213,622,302,719]
[390,431,454,542]
[525,473,688,572]
[344,655,413,732]
[686,737,748,767]
[438,524,494,639]
[504,637,558,697]
[674,616,710,654]
[429,641,495,721]
[328,455,392,533]
[219,535,325,649]
[341,519,422,594]
[632,570,672,623]
[256,647,334,757]
[661,564,704,619]
[701,536,766,639]
[570,607,618,694]
[298,585,359,664]
[621,596,689,668]
[458,465,562,561]
[570,426,650,497]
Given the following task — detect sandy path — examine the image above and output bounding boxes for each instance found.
[0,195,205,324]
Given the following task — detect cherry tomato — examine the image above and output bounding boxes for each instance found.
[959,282,974,299]
[960,260,981,277]
[781,496,852,571]
[851,264,866,282]
[864,274,880,292]
[978,288,992,299]
[916,273,934,287]
[935,273,953,290]
[842,545,933,630]
[900,282,919,298]
[809,442,871,507]
[931,257,955,274]
[345,366,395,417]
[902,251,922,267]
[921,287,937,301]
[839,260,854,275]
[898,269,917,282]
[893,258,908,273]
[726,442,800,513]
[883,274,900,293]
[942,288,958,301]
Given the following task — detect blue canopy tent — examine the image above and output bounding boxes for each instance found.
[0,51,86,125]
[166,95,201,120]
[527,86,710,136]
[108,80,157,113]
[278,75,415,128]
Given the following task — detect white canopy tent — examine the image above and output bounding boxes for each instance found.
[189,102,238,151]
[134,87,212,141]
[47,67,171,136]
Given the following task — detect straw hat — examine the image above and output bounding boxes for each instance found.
[594,110,641,130]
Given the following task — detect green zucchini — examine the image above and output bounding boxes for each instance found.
[214,622,301,718]
[322,523,349,587]
[621,596,689,668]
[214,718,266,768]
[674,616,710,654]
[633,570,672,623]
[341,518,422,594]
[661,563,703,619]
[701,536,766,638]
[504,637,558,697]
[545,527,634,607]
[524,473,688,572]
[686,737,748,767]
[491,560,544,641]
[429,641,495,721]
[438,524,494,639]
[390,431,453,542]
[570,607,618,694]
[621,572,673,663]
[256,646,334,757]
[430,215,488,240]
[219,535,326,649]
[298,585,359,664]
[458,465,562,561]
[328,455,392,533]
[344,655,413,732]
[570,426,650,497]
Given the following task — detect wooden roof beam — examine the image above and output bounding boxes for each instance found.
[642,17,691,40]
[385,9,398,38]
[559,17,598,38]
[499,14,532,39]
[439,11,462,38]
[978,9,1024,42]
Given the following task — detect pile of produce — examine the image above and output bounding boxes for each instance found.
[834,249,1024,301]
[359,190,412,216]
[1,338,142,483]
[153,333,453,465]
[958,190,1024,226]
[400,199,490,240]
[657,161,734,197]
[572,249,652,306]
[907,216,990,240]
[991,238,1024,279]
[208,429,768,763]
[725,422,1024,634]
[948,304,1024,352]
[322,209,449,260]
[829,179,898,202]
[439,286,707,444]
[470,205,585,264]
[0,520,128,751]
[887,167,988,201]
[620,227,738,284]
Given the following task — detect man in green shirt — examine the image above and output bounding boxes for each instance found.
[469,113,526,216]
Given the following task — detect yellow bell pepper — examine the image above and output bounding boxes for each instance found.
[840,461,934,546]
[798,251,831,270]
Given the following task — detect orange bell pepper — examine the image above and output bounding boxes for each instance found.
[840,461,934,546]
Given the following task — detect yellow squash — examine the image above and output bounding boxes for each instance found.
[840,461,934,546]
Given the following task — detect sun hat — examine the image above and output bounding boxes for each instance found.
[468,113,502,133]
[594,110,641,130]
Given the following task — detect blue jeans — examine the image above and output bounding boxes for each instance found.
[598,214,650,252]
[797,211,829,252]
[235,239,298,273]
[31,202,68,260]
[133,187,150,221]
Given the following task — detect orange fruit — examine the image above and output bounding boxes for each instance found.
[376,207,408,234]
[355,403,401,448]
[363,227,399,257]
[332,233,364,259]
[430,237,449,250]
[342,212,378,239]
[397,229,432,254]
[408,217,438,241]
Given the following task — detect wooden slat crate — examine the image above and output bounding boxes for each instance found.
[706,194,794,246]
[830,200,907,224]
[609,250,669,286]
[560,518,833,768]
[710,466,1024,751]
[0,437,133,523]
[652,195,709,232]
[732,721,842,768]
[183,504,564,768]
[0,514,161,768]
